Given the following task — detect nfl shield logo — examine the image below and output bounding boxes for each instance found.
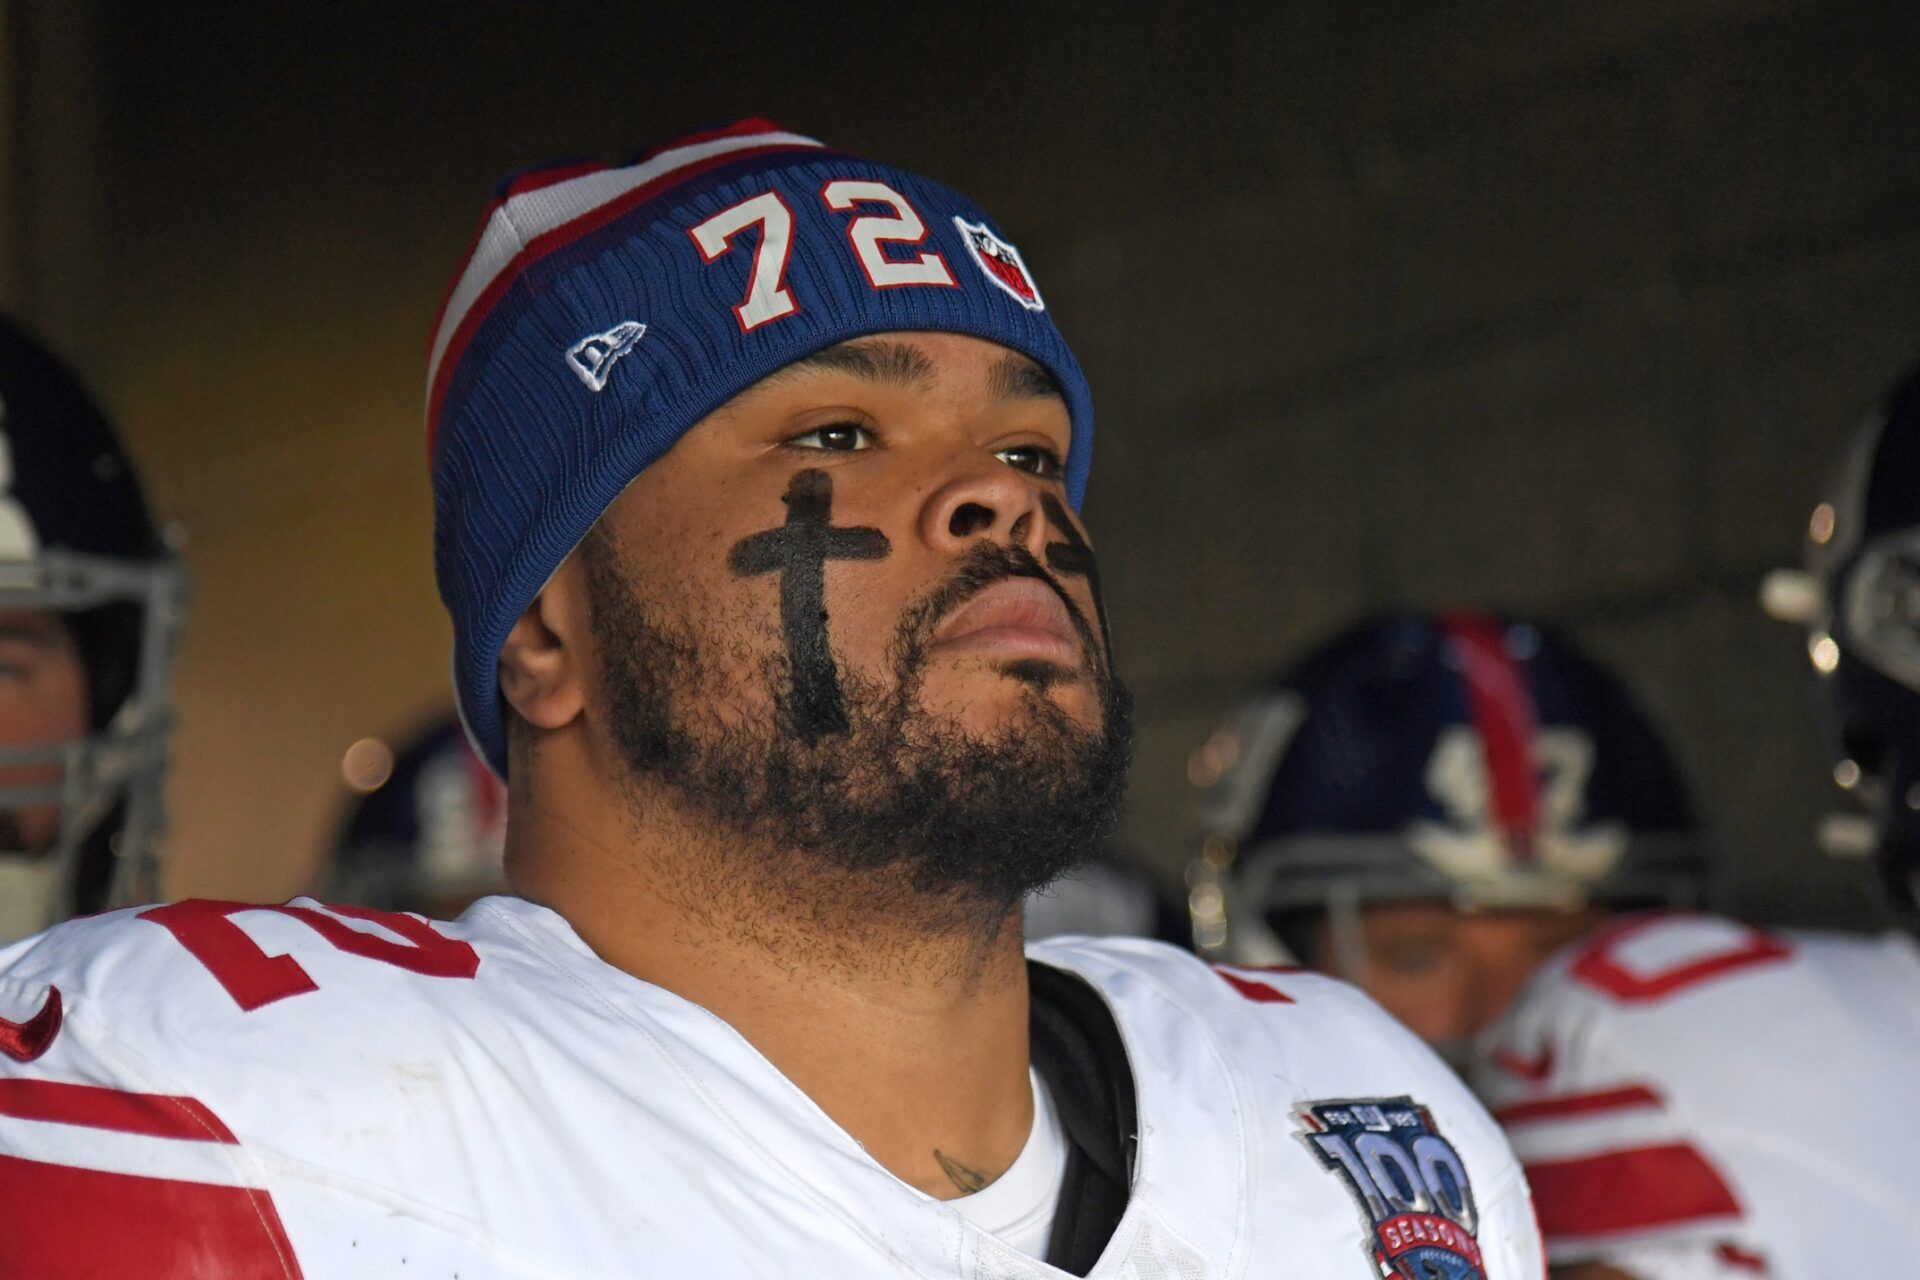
[954,217,1045,311]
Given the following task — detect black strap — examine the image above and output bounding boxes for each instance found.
[1027,961,1137,1275]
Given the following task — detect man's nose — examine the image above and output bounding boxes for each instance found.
[917,454,1051,562]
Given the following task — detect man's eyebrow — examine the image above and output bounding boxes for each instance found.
[987,352,1064,402]
[761,339,937,390]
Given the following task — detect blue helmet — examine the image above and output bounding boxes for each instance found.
[1763,361,1920,922]
[1189,613,1708,962]
[0,314,186,941]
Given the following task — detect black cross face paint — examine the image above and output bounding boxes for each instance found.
[728,469,891,742]
[1039,492,1110,660]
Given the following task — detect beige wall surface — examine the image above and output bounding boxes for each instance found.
[5,1,1916,922]
[107,250,453,899]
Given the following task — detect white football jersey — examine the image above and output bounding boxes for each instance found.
[1474,911,1920,1278]
[0,894,1542,1278]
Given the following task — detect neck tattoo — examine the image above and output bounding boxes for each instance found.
[934,1147,994,1195]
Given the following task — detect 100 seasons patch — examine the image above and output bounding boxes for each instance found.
[1299,1097,1485,1280]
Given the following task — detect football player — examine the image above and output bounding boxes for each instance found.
[1190,613,1708,1064]
[0,314,183,943]
[321,712,509,918]
[1473,366,1920,1276]
[0,122,1543,1277]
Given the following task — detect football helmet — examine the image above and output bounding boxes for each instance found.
[324,713,507,916]
[0,314,185,941]
[1761,362,1920,922]
[1189,613,1707,964]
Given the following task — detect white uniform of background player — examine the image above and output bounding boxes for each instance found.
[1476,363,1920,1277]
[1476,913,1920,1276]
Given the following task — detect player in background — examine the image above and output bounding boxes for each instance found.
[0,314,184,942]
[322,713,508,917]
[1474,365,1920,1276]
[323,709,1185,942]
[1189,612,1708,1064]
[0,123,1542,1277]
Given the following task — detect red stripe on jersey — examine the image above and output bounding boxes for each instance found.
[1213,966,1296,1004]
[1568,913,1793,1003]
[0,1078,239,1143]
[1492,1084,1663,1127]
[0,1153,303,1277]
[1443,615,1541,854]
[1525,1143,1741,1237]
[1716,1242,1768,1272]
[1489,1042,1555,1083]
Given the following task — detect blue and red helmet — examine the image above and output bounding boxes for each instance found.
[1190,613,1708,961]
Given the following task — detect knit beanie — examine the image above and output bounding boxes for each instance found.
[427,120,1094,774]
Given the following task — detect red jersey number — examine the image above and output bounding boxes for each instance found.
[139,900,480,1013]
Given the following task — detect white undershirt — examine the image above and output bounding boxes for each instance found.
[946,1068,1069,1259]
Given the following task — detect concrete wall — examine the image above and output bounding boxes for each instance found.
[8,1,1915,923]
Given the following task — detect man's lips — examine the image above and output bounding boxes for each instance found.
[930,576,1082,665]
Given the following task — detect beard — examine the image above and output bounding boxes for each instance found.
[582,529,1133,937]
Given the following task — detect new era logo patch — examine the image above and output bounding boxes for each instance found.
[565,320,648,392]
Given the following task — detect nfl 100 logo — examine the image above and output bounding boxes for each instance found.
[1298,1098,1484,1280]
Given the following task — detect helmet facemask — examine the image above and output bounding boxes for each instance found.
[0,546,184,941]
[1766,387,1920,924]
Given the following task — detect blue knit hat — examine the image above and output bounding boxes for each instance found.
[427,120,1095,776]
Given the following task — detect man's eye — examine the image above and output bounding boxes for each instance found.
[787,423,873,452]
[995,444,1064,479]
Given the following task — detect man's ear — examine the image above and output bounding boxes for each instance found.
[498,559,589,732]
